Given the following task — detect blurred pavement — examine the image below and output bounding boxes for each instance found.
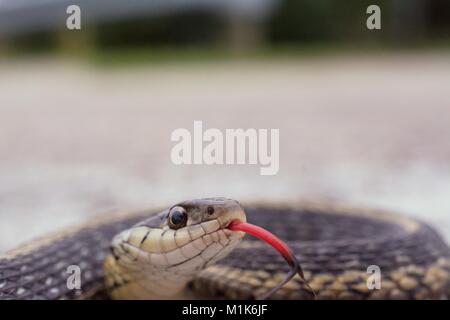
[1,52,450,252]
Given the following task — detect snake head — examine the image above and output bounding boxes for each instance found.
[106,198,246,298]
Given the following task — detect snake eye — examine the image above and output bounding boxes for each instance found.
[168,206,187,229]
[207,206,215,215]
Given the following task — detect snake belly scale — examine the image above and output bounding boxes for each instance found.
[0,199,449,300]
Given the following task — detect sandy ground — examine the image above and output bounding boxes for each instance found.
[0,52,450,252]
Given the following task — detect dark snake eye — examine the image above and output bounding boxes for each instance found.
[207,206,215,215]
[168,206,187,229]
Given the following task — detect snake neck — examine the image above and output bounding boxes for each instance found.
[104,254,197,299]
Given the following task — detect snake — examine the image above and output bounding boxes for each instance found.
[0,198,449,300]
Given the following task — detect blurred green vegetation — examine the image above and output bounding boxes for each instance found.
[1,0,449,64]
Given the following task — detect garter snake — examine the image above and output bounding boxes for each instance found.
[0,198,449,299]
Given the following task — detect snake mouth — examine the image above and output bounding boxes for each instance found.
[217,204,247,231]
[225,219,244,229]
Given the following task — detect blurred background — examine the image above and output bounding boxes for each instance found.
[0,0,449,252]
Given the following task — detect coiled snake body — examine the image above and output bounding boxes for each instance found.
[1,198,449,300]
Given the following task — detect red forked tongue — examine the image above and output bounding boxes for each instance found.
[228,220,315,299]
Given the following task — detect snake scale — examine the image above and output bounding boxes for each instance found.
[0,198,449,300]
